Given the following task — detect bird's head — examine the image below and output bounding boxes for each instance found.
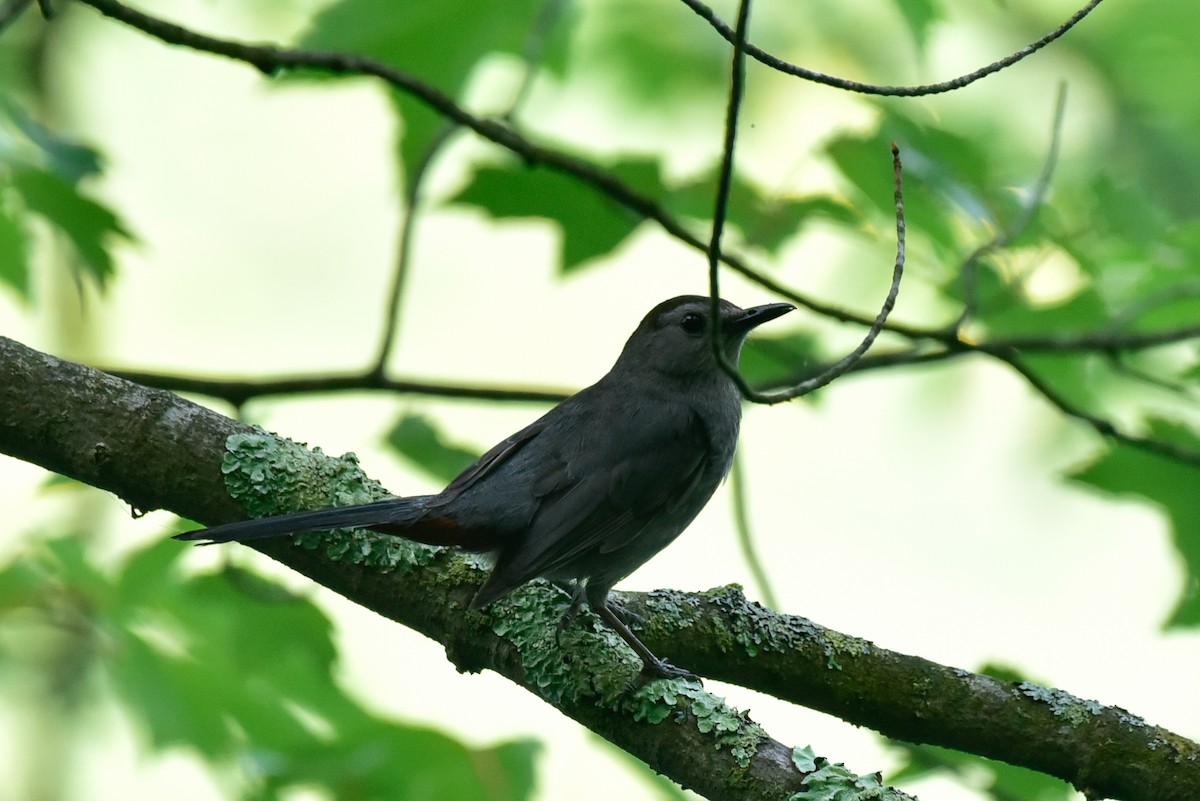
[613,295,794,382]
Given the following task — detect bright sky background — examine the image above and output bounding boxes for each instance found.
[2,2,1196,800]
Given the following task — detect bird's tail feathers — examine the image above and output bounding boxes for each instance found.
[174,497,433,545]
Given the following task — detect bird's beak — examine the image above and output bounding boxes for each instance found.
[724,302,795,336]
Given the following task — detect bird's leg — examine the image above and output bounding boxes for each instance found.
[555,581,587,646]
[600,595,642,627]
[589,592,697,681]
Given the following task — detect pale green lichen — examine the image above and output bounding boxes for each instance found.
[221,429,439,571]
[488,584,767,768]
[661,584,871,670]
[1017,682,1104,727]
[489,583,641,706]
[790,746,896,801]
[630,677,766,767]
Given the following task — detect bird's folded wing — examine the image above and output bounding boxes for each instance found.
[486,406,711,589]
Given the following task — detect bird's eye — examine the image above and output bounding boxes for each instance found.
[679,312,705,336]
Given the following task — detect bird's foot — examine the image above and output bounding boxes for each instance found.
[640,655,699,682]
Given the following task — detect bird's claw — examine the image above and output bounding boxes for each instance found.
[641,656,699,682]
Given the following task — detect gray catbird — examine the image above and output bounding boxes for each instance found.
[177,295,793,677]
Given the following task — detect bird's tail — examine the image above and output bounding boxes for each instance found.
[174,496,440,546]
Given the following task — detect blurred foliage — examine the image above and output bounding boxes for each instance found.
[4,0,1200,798]
[298,0,550,178]
[890,743,1074,801]
[387,412,483,485]
[0,97,132,299]
[1070,421,1200,626]
[0,533,538,800]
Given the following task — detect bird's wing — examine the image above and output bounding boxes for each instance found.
[440,418,548,498]
[475,402,711,603]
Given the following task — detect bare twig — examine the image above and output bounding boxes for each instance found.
[1106,353,1198,400]
[772,144,905,401]
[982,325,1200,353]
[678,0,1104,97]
[372,0,567,375]
[703,0,903,405]
[995,349,1200,467]
[706,0,757,396]
[102,368,569,409]
[371,122,458,376]
[730,453,780,610]
[503,0,568,124]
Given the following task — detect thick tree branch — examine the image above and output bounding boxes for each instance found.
[3,335,1198,801]
[621,588,1200,801]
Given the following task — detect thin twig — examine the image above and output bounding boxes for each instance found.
[706,0,756,397]
[982,325,1200,353]
[678,0,1104,97]
[103,368,569,408]
[1102,280,1200,334]
[730,453,780,610]
[955,83,1068,330]
[995,349,1200,467]
[1106,353,1198,400]
[372,0,567,375]
[371,122,458,375]
[704,0,903,405]
[773,144,905,402]
[503,0,568,124]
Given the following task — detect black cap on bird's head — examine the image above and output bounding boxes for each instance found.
[614,295,794,379]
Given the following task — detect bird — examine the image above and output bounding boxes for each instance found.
[176,295,794,677]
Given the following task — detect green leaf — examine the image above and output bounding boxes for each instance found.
[827,117,994,266]
[0,95,104,183]
[40,536,114,606]
[558,0,727,108]
[386,412,481,484]
[0,552,44,610]
[9,165,131,288]
[889,741,1074,801]
[114,536,184,611]
[891,0,939,53]
[300,0,544,178]
[1069,420,1200,627]
[112,633,237,753]
[739,331,822,389]
[0,204,29,300]
[450,160,655,271]
[976,285,1111,339]
[669,169,858,255]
